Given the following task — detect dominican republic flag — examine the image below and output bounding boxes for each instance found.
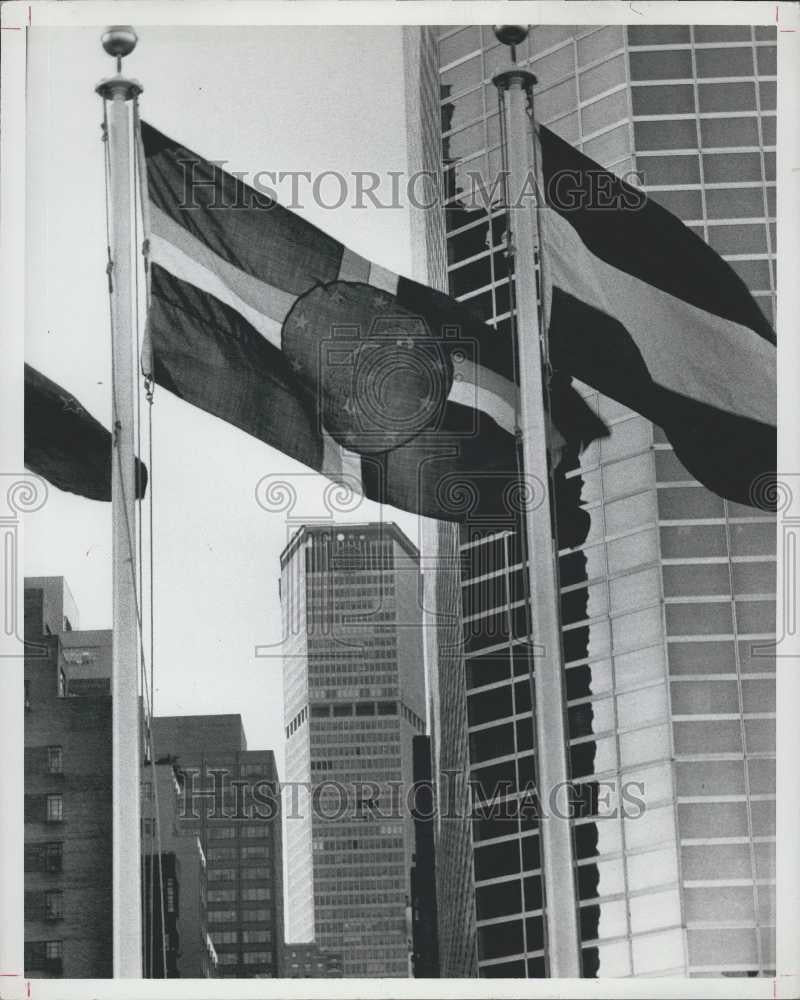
[142,121,605,521]
[24,364,147,501]
[538,125,777,509]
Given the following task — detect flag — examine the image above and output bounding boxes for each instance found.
[141,122,606,522]
[24,364,147,502]
[538,125,777,509]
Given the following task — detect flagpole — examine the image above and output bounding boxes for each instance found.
[493,27,581,977]
[96,27,143,977]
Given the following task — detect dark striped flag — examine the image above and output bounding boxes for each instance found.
[538,125,777,509]
[24,364,147,502]
[142,121,605,521]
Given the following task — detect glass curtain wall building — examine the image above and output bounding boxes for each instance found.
[414,23,777,977]
[280,523,426,977]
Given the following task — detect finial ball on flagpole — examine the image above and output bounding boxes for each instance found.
[493,25,529,47]
[101,26,138,59]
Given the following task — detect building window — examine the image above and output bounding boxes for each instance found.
[166,878,176,914]
[243,950,271,964]
[242,929,271,944]
[241,886,270,901]
[45,940,63,961]
[46,795,63,822]
[240,845,269,859]
[24,941,63,974]
[142,781,153,801]
[212,930,238,945]
[207,847,236,862]
[240,825,268,839]
[43,842,62,873]
[240,763,265,777]
[208,867,236,882]
[47,746,63,774]
[240,865,270,880]
[44,891,63,921]
[208,825,236,840]
[208,888,236,903]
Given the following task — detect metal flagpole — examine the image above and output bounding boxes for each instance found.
[96,26,144,977]
[492,26,581,977]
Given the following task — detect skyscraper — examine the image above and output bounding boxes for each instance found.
[280,522,426,977]
[410,23,777,977]
[151,715,284,978]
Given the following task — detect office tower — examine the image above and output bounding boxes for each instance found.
[420,519,479,978]
[410,735,440,977]
[410,24,777,977]
[23,578,112,978]
[151,715,284,978]
[281,942,344,978]
[141,760,219,977]
[280,522,426,977]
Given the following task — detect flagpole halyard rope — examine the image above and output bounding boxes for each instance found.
[492,30,582,975]
[102,89,168,978]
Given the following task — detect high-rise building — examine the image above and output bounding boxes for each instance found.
[23,579,112,978]
[151,715,284,978]
[141,760,219,978]
[23,579,222,980]
[409,23,777,978]
[280,522,426,977]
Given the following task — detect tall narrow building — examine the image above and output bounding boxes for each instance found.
[408,23,777,978]
[24,578,112,978]
[152,715,284,978]
[280,522,426,977]
[141,759,219,977]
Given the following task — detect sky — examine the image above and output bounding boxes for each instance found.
[24,25,429,780]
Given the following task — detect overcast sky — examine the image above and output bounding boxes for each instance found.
[24,25,428,779]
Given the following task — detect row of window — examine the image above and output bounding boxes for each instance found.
[206,824,271,841]
[212,929,272,944]
[206,845,271,862]
[208,887,272,903]
[207,907,271,924]
[208,865,272,882]
[216,950,272,965]
[438,23,774,86]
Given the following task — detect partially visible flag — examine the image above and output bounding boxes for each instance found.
[142,121,606,520]
[538,125,776,509]
[24,364,148,502]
